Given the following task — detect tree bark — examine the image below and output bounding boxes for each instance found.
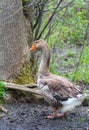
[0,0,34,83]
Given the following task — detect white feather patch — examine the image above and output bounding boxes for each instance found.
[60,94,85,113]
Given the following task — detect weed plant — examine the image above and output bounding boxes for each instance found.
[0,82,5,103]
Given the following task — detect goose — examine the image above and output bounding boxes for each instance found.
[29,39,89,119]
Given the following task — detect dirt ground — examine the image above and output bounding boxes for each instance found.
[0,101,89,130]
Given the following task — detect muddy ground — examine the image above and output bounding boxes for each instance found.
[0,101,89,130]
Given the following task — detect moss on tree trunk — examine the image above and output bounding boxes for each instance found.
[0,0,37,83]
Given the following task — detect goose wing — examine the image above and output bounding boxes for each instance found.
[40,74,82,98]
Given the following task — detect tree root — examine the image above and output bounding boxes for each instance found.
[3,82,41,95]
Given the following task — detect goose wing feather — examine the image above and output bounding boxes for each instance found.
[40,74,82,98]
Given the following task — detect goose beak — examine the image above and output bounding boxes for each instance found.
[29,44,36,52]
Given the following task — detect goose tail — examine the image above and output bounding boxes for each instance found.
[84,90,89,98]
[77,90,89,101]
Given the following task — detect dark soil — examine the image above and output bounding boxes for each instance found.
[0,101,89,130]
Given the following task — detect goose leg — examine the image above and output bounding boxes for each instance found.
[46,107,67,119]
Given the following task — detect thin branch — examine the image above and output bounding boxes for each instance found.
[33,0,48,29]
[36,0,64,39]
[34,0,49,39]
[33,5,41,29]
[59,0,75,11]
[44,23,51,40]
[34,6,44,39]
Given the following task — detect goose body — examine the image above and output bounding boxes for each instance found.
[37,73,84,113]
[30,40,89,118]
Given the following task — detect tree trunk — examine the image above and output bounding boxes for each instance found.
[0,0,35,83]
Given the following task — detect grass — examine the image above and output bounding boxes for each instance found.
[67,46,89,84]
[49,42,89,85]
[66,50,75,58]
[78,117,85,123]
[0,82,6,102]
[43,0,89,85]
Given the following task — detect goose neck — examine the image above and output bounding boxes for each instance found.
[38,47,50,75]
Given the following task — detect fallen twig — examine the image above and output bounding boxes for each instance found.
[3,82,37,88]
[0,105,8,113]
[3,82,40,95]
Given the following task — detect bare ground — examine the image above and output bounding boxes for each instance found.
[0,101,89,130]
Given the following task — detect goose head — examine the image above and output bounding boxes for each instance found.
[29,39,48,52]
[29,39,50,75]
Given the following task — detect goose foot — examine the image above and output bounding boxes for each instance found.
[46,107,67,119]
[46,113,67,119]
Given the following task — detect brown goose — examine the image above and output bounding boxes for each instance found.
[29,40,89,119]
